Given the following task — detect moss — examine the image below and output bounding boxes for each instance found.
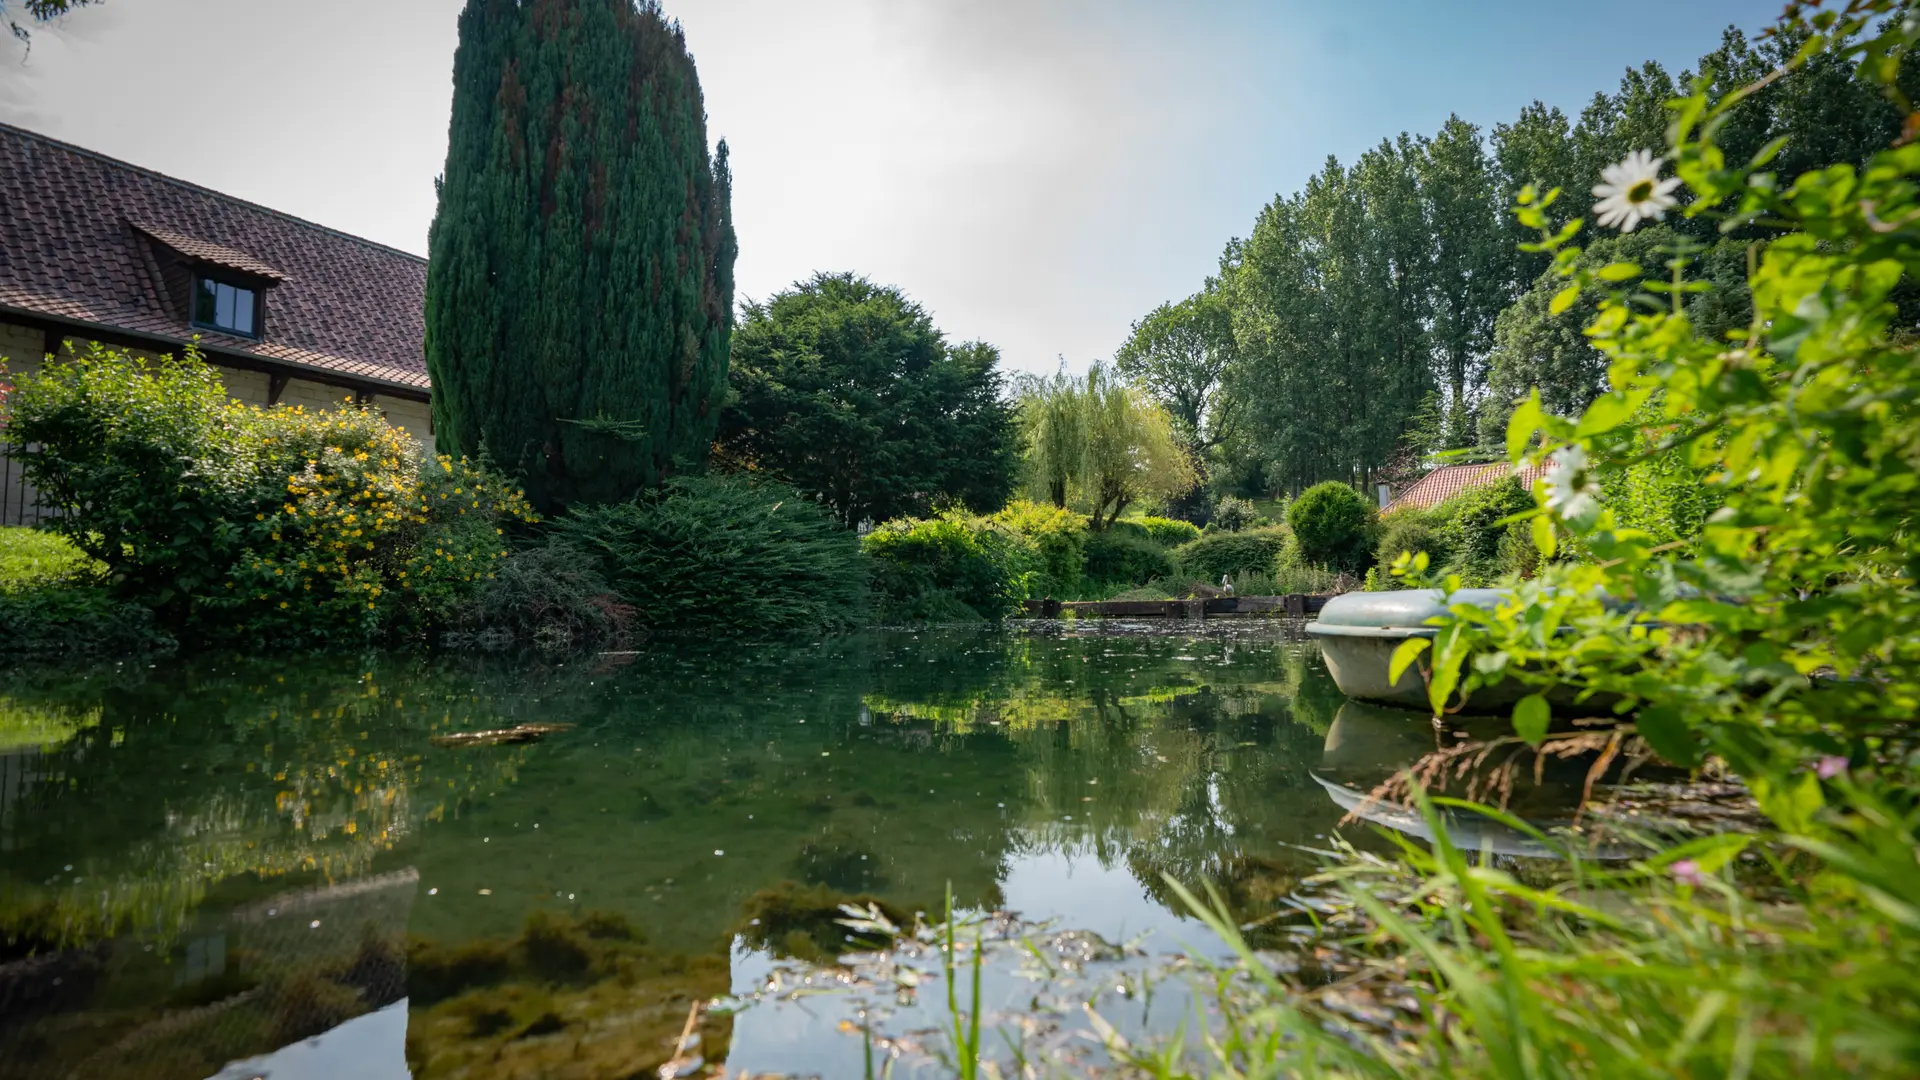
[270,971,366,1047]
[407,936,516,1007]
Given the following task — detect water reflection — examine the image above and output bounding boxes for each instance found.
[0,625,1504,1078]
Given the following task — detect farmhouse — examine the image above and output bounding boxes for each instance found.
[0,121,433,525]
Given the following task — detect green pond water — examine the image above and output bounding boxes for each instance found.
[0,623,1613,1079]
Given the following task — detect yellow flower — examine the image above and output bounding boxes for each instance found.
[279,601,289,609]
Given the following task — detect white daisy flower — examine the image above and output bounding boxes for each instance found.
[1592,150,1681,232]
[1542,445,1599,523]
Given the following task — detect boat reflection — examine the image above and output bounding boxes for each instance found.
[1312,700,1647,859]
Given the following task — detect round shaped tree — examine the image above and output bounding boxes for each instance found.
[1287,482,1377,574]
[426,0,736,512]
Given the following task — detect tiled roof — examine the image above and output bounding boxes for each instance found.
[0,122,429,393]
[1385,461,1546,514]
[129,221,288,280]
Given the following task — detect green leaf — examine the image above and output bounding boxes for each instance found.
[1387,636,1430,686]
[1748,135,1788,169]
[1530,513,1557,559]
[1635,706,1700,767]
[1595,261,1642,282]
[1549,283,1582,315]
[1512,694,1550,746]
[1426,624,1466,715]
[1506,392,1543,462]
[1575,391,1637,436]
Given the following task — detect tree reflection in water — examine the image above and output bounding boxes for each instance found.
[0,625,1615,1078]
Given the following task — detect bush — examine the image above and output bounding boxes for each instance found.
[1081,530,1176,586]
[1133,515,1202,548]
[199,414,533,646]
[5,343,256,614]
[1374,508,1450,580]
[554,475,870,638]
[442,542,633,652]
[1210,495,1256,532]
[863,512,1028,622]
[1173,527,1288,582]
[0,587,174,661]
[1434,478,1531,568]
[5,344,533,647]
[1286,482,1377,574]
[989,500,1087,598]
[1598,403,1723,547]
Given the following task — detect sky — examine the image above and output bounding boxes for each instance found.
[0,0,1774,376]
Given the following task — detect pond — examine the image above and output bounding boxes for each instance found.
[0,624,1621,1079]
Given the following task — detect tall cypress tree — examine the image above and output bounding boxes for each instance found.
[425,0,736,511]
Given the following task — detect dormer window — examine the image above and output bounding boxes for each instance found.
[193,275,260,338]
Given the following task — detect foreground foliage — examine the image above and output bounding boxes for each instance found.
[1124,8,1920,1078]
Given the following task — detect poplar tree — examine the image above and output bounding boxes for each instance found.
[425,0,737,511]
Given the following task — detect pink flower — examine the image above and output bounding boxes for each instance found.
[1816,756,1848,780]
[1669,859,1706,887]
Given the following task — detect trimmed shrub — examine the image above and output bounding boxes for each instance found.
[1211,495,1257,532]
[1174,527,1289,582]
[1286,482,1378,574]
[990,500,1088,598]
[554,475,869,638]
[1134,515,1202,548]
[863,512,1028,622]
[1082,531,1176,586]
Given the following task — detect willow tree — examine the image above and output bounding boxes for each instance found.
[1018,363,1194,528]
[425,0,737,511]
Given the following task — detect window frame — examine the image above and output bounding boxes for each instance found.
[190,272,264,340]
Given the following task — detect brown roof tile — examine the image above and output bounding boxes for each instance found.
[0,122,428,393]
[129,221,288,280]
[1385,461,1546,515]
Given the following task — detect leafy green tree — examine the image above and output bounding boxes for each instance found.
[1420,115,1509,447]
[1491,101,1582,283]
[715,272,1018,528]
[425,0,736,513]
[1226,143,1432,494]
[1479,226,1753,447]
[1017,363,1194,528]
[1114,285,1241,456]
[1286,481,1377,575]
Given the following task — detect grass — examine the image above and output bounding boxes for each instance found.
[0,526,173,660]
[0,526,100,592]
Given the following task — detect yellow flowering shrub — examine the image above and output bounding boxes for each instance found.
[205,403,536,643]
